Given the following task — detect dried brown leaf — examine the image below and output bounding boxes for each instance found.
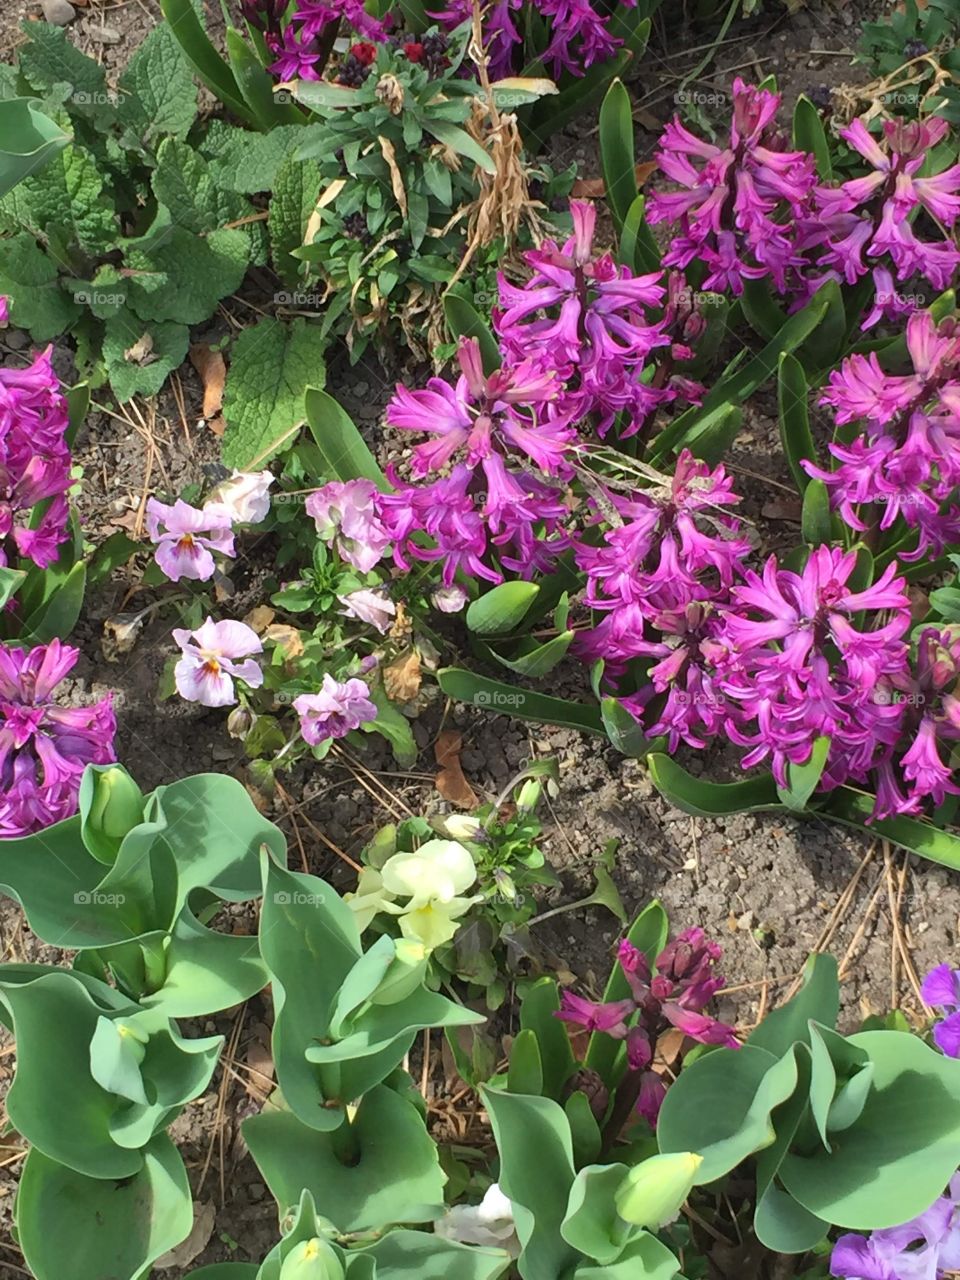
[244,605,276,634]
[384,648,422,702]
[435,729,479,807]
[189,344,227,419]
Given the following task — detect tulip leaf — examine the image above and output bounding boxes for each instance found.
[0,98,71,199]
[508,1027,545,1096]
[243,1084,446,1231]
[572,1231,683,1279]
[821,787,960,871]
[520,977,576,1101]
[482,1087,580,1280]
[357,1230,513,1279]
[778,351,817,493]
[17,1135,192,1280]
[747,954,839,1057]
[157,0,256,125]
[561,1162,632,1264]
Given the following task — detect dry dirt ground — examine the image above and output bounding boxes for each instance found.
[2,1,957,1275]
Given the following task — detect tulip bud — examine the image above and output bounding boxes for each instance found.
[83,765,145,862]
[614,1152,703,1229]
[279,1238,344,1280]
[370,938,428,1005]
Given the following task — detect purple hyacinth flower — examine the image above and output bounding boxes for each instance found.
[921,963,960,1058]
[0,640,116,838]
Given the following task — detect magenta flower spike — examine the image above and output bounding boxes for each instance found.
[0,640,116,838]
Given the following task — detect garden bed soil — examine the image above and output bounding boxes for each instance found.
[2,1,957,1276]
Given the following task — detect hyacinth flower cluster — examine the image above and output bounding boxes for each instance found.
[241,0,389,81]
[922,963,960,1059]
[830,1173,960,1280]
[556,928,738,1126]
[0,339,73,572]
[648,80,960,324]
[647,77,818,296]
[0,640,116,838]
[807,311,960,559]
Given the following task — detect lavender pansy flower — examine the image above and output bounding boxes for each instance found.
[305,479,391,573]
[173,618,264,707]
[146,498,235,582]
[293,674,378,745]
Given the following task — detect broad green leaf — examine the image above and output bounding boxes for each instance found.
[357,1231,512,1279]
[0,135,116,254]
[117,23,198,144]
[647,754,782,817]
[747,955,839,1057]
[186,1268,259,1278]
[422,117,497,173]
[482,1088,580,1280]
[226,26,301,131]
[566,1090,603,1167]
[202,121,304,193]
[483,629,575,678]
[0,98,71,198]
[572,1231,682,1280]
[17,21,114,127]
[157,0,256,125]
[366,686,417,767]
[269,152,322,286]
[780,1031,960,1229]
[657,1043,800,1182]
[0,232,80,339]
[140,908,268,1019]
[601,695,661,758]
[777,735,830,811]
[599,79,637,232]
[19,558,86,643]
[303,386,386,487]
[778,352,816,493]
[508,1029,545,1096]
[806,1022,873,1150]
[444,291,501,374]
[17,1135,192,1280]
[467,581,540,635]
[0,567,26,611]
[561,1162,633,1265]
[243,1085,446,1230]
[102,311,190,402]
[124,220,251,324]
[619,194,660,274]
[152,137,254,236]
[438,668,605,734]
[222,319,328,470]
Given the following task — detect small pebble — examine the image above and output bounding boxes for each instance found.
[41,0,76,24]
[89,24,122,44]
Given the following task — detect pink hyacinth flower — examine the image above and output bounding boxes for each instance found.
[173,618,263,707]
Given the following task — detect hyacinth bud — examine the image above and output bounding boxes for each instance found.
[279,1238,344,1280]
[369,939,428,1005]
[85,765,144,855]
[615,1152,703,1229]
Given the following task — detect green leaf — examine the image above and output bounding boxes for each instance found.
[658,1043,800,1183]
[444,292,501,373]
[618,194,660,274]
[0,136,116,255]
[482,1088,580,1280]
[226,26,300,131]
[801,478,835,546]
[244,1085,446,1230]
[17,22,114,127]
[0,98,71,199]
[19,559,86,644]
[777,735,830,811]
[780,1030,960,1229]
[269,153,322,287]
[467,582,540,636]
[222,319,328,470]
[600,696,660,759]
[572,1232,682,1280]
[820,787,960,871]
[520,977,576,1101]
[157,0,256,126]
[561,1162,633,1264]
[102,311,190,402]
[0,232,80,340]
[303,386,386,487]
[152,137,254,236]
[117,23,198,144]
[651,288,832,463]
[777,352,816,493]
[599,79,637,232]
[17,1135,193,1280]
[507,1028,544,1096]
[565,1091,603,1167]
[793,95,832,179]
[484,630,575,679]
[747,955,839,1057]
[438,668,605,734]
[0,567,26,612]
[202,121,305,193]
[124,219,251,324]
[422,118,497,173]
[357,1231,512,1279]
[366,686,418,768]
[647,754,782,817]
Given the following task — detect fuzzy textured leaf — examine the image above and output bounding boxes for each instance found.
[117,24,198,145]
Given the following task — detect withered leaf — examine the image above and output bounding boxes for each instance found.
[435,729,479,808]
[384,648,422,702]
